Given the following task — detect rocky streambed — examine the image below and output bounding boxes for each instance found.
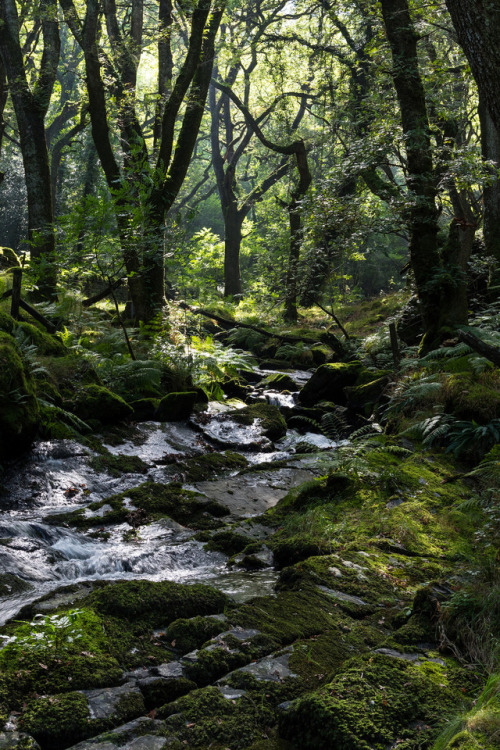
[0,366,484,750]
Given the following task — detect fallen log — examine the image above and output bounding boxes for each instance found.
[178,301,346,357]
[458,329,500,367]
[82,278,125,308]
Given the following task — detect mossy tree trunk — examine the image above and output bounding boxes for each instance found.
[0,0,60,299]
[380,0,446,347]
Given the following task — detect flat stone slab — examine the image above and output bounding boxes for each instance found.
[67,718,164,749]
[318,585,369,607]
[192,468,316,517]
[155,662,186,679]
[221,648,297,683]
[80,682,142,720]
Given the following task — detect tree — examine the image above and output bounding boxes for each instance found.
[60,0,226,322]
[0,0,60,298]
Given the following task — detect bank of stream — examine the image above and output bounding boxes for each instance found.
[0,362,492,750]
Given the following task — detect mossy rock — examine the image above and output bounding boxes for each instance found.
[41,355,101,397]
[299,362,363,406]
[0,574,33,598]
[139,676,196,710]
[0,731,41,749]
[279,653,464,750]
[87,580,228,627]
[204,530,251,556]
[89,451,148,477]
[16,322,65,356]
[165,615,226,654]
[444,372,500,423]
[155,391,198,421]
[18,692,91,750]
[0,332,39,458]
[344,375,390,413]
[0,247,21,269]
[270,534,332,568]
[45,481,229,531]
[70,385,133,425]
[129,397,160,421]
[177,451,248,482]
[259,372,299,392]
[229,403,286,441]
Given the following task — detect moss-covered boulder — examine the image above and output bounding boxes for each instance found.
[155,391,198,421]
[299,362,363,406]
[129,397,160,421]
[344,375,390,414]
[0,731,40,749]
[17,322,65,357]
[177,451,248,482]
[0,332,39,457]
[229,403,287,441]
[0,246,21,269]
[70,385,133,425]
[279,653,464,750]
[259,373,298,392]
[444,371,500,423]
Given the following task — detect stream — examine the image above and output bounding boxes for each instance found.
[0,374,341,626]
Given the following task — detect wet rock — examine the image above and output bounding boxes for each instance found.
[229,404,287,441]
[259,373,298,392]
[129,398,160,421]
[299,362,362,406]
[154,392,198,421]
[221,648,297,683]
[81,682,144,721]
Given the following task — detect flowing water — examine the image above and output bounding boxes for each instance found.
[0,374,342,626]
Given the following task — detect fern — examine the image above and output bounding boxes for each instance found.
[289,410,349,441]
[38,398,91,435]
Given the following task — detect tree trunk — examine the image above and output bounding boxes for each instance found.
[479,98,500,296]
[0,0,60,299]
[224,205,243,298]
[445,0,500,134]
[380,0,443,346]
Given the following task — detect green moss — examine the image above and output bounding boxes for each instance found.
[41,354,101,398]
[46,480,230,531]
[86,580,228,627]
[16,322,66,356]
[89,451,148,477]
[270,534,332,568]
[299,362,362,406]
[444,372,500,423]
[158,686,276,748]
[0,608,123,704]
[18,692,91,750]
[165,615,225,654]
[279,653,464,750]
[204,530,250,556]
[0,331,39,458]
[155,391,198,421]
[259,373,298,392]
[129,397,160,420]
[178,451,248,482]
[230,403,287,441]
[70,384,133,425]
[0,574,33,598]
[140,676,196,710]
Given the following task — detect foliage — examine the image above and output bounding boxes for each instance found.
[153,335,256,399]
